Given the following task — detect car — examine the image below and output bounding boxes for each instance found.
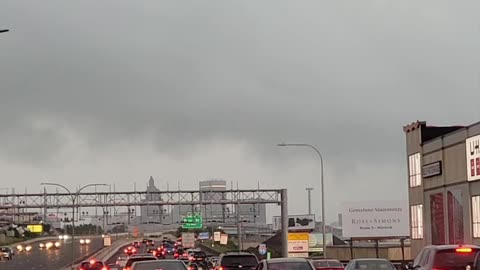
[124,256,158,270]
[16,244,33,252]
[406,244,480,270]
[311,259,344,270]
[124,246,138,256]
[40,241,61,249]
[80,239,92,245]
[192,251,207,267]
[131,259,188,270]
[216,252,259,270]
[142,238,148,244]
[115,255,128,267]
[257,258,315,270]
[163,244,176,255]
[345,258,395,270]
[0,246,14,261]
[77,259,109,270]
[133,241,141,248]
[147,247,158,256]
[175,248,187,259]
[146,239,155,246]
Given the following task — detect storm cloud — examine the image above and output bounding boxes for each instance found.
[1,0,479,220]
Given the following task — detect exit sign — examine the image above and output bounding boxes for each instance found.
[182,214,203,229]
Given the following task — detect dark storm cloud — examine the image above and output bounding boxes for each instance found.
[1,0,480,170]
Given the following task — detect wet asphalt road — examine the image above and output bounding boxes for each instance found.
[0,238,103,270]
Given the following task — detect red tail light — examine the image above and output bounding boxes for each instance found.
[219,267,224,270]
[456,247,472,253]
[188,267,192,270]
[102,267,108,270]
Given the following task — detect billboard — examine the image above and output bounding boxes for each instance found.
[467,135,480,182]
[198,232,209,240]
[288,232,309,253]
[214,231,221,242]
[308,233,333,252]
[27,224,43,233]
[220,234,228,245]
[341,201,409,238]
[272,215,315,231]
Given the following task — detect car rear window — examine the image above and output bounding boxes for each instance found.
[133,261,188,270]
[353,260,394,270]
[221,255,258,266]
[268,262,312,270]
[194,251,207,258]
[313,260,343,267]
[433,249,480,269]
[126,257,158,267]
[80,262,105,270]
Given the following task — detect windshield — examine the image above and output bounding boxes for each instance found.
[221,255,258,266]
[268,262,313,270]
[433,249,479,269]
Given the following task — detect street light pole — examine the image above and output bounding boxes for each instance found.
[41,182,107,269]
[0,29,9,33]
[278,143,327,259]
[306,187,314,215]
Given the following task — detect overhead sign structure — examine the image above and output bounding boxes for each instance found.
[182,214,203,229]
[341,201,409,238]
[272,214,315,231]
[467,135,480,182]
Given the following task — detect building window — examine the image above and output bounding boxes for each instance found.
[472,196,480,238]
[411,204,423,239]
[409,153,421,187]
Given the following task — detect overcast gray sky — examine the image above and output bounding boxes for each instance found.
[1,0,480,222]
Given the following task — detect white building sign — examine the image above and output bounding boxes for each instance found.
[467,135,480,182]
[342,201,409,238]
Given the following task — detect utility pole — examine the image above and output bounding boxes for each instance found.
[306,188,314,215]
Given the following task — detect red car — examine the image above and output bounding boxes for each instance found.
[312,259,344,270]
[77,259,109,270]
[124,246,137,256]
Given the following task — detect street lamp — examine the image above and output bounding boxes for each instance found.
[41,182,107,269]
[277,143,327,259]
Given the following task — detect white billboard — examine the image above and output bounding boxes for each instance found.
[467,135,480,182]
[273,215,315,231]
[342,201,409,238]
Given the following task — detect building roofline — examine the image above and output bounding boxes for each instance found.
[403,121,426,133]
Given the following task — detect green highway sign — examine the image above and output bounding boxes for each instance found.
[182,214,203,229]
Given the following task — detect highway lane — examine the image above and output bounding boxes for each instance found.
[0,237,103,270]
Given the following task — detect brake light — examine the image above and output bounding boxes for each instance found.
[456,247,472,253]
[219,267,224,270]
[90,259,96,264]
[188,267,192,270]
[102,267,108,270]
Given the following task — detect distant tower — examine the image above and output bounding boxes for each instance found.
[141,176,163,224]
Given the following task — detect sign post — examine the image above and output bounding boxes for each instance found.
[258,243,267,257]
